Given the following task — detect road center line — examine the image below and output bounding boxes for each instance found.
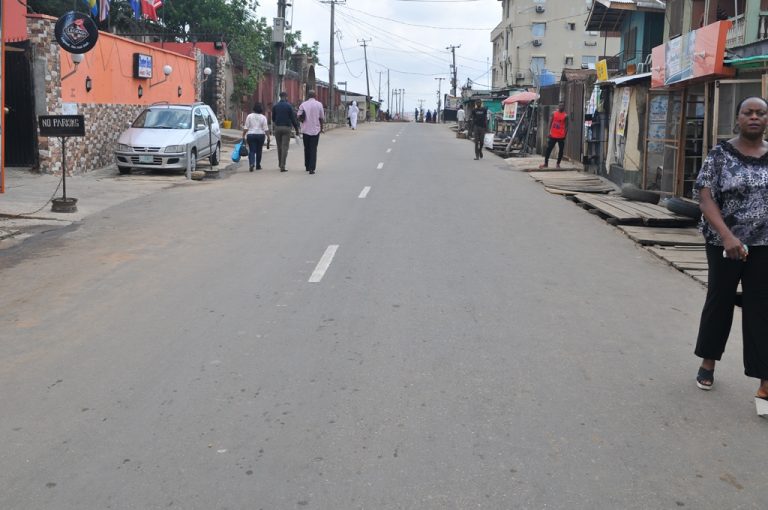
[377,162,384,169]
[359,186,371,198]
[386,148,392,153]
[309,245,339,283]
[392,139,397,143]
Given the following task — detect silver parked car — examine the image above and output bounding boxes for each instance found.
[114,102,221,174]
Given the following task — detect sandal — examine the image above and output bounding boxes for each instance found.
[696,366,714,390]
[755,396,768,417]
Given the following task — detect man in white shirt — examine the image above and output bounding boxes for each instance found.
[457,105,466,131]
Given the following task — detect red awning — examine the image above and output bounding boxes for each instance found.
[5,0,29,42]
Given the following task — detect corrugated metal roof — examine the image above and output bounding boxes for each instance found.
[599,72,652,85]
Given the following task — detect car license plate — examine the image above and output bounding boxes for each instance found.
[138,155,154,163]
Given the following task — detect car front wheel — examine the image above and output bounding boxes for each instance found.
[118,166,131,175]
[189,150,197,173]
[209,143,220,166]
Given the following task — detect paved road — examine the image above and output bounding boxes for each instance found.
[0,122,765,509]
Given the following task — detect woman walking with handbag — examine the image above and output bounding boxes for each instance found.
[242,103,269,172]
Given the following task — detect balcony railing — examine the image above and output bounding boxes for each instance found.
[726,11,768,47]
[726,14,745,46]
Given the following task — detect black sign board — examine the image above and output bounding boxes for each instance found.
[54,11,99,54]
[38,115,86,137]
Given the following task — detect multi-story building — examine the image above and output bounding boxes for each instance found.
[491,0,620,89]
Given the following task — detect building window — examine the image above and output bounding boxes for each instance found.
[565,56,574,65]
[582,55,597,69]
[531,56,546,73]
[532,23,546,37]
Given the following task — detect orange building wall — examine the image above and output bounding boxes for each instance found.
[59,32,197,105]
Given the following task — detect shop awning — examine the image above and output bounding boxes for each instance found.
[586,0,666,32]
[723,55,768,69]
[600,72,652,85]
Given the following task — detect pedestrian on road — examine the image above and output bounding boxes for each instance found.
[271,91,301,172]
[242,102,269,172]
[471,100,488,160]
[457,105,466,132]
[297,90,325,175]
[540,101,568,168]
[693,96,768,414]
[348,101,360,130]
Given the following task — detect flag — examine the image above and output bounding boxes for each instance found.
[141,0,160,21]
[130,0,141,19]
[99,0,110,22]
[84,0,98,17]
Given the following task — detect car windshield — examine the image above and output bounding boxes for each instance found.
[132,108,192,129]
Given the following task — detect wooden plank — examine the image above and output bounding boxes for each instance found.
[616,225,704,246]
[576,194,641,221]
[646,246,707,263]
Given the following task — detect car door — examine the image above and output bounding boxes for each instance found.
[193,107,209,159]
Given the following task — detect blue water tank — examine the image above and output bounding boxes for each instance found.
[538,70,556,87]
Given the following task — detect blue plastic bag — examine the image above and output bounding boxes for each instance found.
[231,141,243,163]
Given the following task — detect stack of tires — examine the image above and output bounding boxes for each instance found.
[620,184,700,220]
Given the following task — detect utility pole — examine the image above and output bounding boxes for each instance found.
[375,70,384,122]
[434,77,444,123]
[446,44,460,96]
[321,0,345,122]
[273,0,288,103]
[401,89,406,119]
[387,69,390,116]
[358,38,372,122]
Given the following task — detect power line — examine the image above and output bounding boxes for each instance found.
[340,5,493,31]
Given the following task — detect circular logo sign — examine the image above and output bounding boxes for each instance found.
[54,11,99,54]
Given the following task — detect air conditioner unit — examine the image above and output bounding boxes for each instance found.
[515,72,526,79]
[535,5,545,13]
[532,39,543,46]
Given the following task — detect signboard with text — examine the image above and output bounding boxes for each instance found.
[652,20,735,88]
[38,115,86,137]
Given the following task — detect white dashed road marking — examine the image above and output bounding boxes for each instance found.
[359,186,371,198]
[309,245,339,283]
[377,162,384,169]
[386,148,392,153]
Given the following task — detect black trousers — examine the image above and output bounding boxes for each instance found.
[695,244,768,379]
[303,133,320,172]
[474,127,486,157]
[544,136,565,166]
[246,134,265,167]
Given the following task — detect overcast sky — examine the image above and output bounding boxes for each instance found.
[256,0,501,113]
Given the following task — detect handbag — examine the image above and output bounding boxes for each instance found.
[231,141,243,162]
[239,140,249,157]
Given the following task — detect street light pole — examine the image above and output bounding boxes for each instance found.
[434,77,445,123]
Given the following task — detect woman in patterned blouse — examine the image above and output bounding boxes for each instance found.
[693,96,768,413]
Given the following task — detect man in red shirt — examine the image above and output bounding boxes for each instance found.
[540,101,568,168]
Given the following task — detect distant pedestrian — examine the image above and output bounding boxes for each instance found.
[271,91,301,172]
[348,101,360,130]
[426,110,432,123]
[692,96,768,415]
[457,105,466,131]
[242,102,269,172]
[471,100,488,160]
[297,90,325,175]
[540,101,568,169]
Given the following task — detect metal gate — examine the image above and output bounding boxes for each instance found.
[563,80,585,163]
[202,54,218,115]
[5,43,37,167]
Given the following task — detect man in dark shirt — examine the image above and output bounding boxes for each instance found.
[471,100,488,160]
[271,91,301,172]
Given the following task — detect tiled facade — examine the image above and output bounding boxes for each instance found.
[29,17,145,175]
